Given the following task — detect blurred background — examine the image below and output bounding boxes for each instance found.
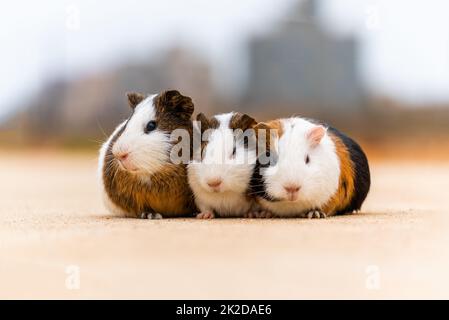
[2,0,449,299]
[1,0,449,158]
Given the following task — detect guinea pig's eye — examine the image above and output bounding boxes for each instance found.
[305,155,310,164]
[144,121,157,134]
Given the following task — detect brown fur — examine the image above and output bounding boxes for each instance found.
[254,119,283,156]
[195,112,256,156]
[193,112,258,207]
[194,113,219,156]
[102,90,197,218]
[229,113,257,131]
[253,118,359,217]
[321,132,355,216]
[127,92,145,109]
[196,113,220,131]
[154,90,194,125]
[265,119,284,137]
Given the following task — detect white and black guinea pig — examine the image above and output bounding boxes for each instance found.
[188,112,258,218]
[98,90,197,219]
[251,117,370,218]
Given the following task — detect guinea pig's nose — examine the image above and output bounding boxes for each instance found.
[284,184,301,194]
[207,178,223,188]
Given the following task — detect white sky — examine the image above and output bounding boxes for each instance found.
[320,0,449,105]
[1,0,449,119]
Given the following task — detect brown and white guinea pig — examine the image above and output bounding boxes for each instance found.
[187,112,258,218]
[98,90,197,219]
[250,117,370,218]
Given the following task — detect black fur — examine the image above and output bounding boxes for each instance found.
[249,161,270,201]
[249,151,282,202]
[248,122,371,214]
[327,126,371,214]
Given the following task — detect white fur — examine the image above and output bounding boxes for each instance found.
[98,120,127,216]
[188,112,257,217]
[98,94,172,214]
[258,117,340,217]
[111,94,172,176]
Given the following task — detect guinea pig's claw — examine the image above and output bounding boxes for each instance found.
[151,213,163,220]
[244,212,254,218]
[245,211,274,218]
[306,210,327,219]
[196,211,215,219]
[260,210,274,218]
[141,212,163,220]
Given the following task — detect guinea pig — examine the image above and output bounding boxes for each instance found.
[251,117,370,218]
[98,90,197,219]
[187,112,258,218]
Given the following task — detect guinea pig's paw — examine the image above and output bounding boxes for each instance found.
[196,211,215,219]
[140,212,148,219]
[140,212,163,220]
[258,210,275,218]
[244,211,261,218]
[245,210,274,218]
[306,210,327,219]
[244,211,255,218]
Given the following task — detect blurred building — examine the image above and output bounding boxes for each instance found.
[4,47,214,144]
[244,0,364,113]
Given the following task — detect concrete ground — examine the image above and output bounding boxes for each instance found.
[0,150,448,299]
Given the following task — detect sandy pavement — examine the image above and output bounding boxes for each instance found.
[0,151,448,299]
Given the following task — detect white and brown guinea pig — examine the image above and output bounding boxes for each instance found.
[98,90,197,219]
[251,117,370,218]
[188,112,258,218]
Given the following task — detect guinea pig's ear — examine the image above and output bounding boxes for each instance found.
[307,125,326,148]
[232,113,257,131]
[254,122,270,136]
[196,113,210,133]
[160,90,194,119]
[254,122,274,154]
[126,92,145,109]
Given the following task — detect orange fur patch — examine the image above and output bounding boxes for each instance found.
[322,132,355,216]
[254,119,284,155]
[266,119,284,137]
